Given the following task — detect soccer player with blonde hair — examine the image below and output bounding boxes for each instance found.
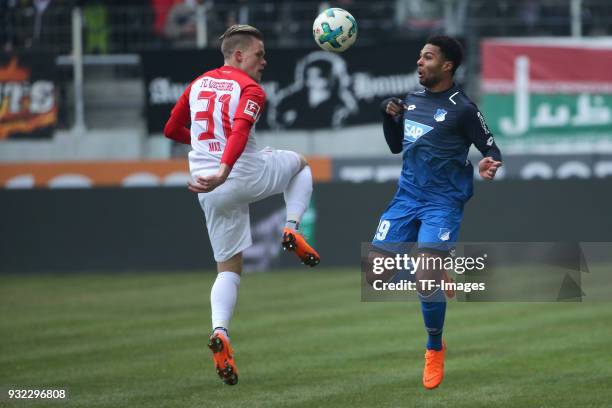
[164,24,319,385]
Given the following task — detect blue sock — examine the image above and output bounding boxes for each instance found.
[419,289,446,351]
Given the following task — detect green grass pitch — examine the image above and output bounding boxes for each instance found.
[1,269,611,408]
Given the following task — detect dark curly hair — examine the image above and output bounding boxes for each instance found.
[426,35,464,75]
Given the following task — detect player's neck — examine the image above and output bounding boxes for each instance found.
[223,61,239,70]
[426,78,454,94]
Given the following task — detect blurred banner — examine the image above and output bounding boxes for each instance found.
[0,157,331,188]
[0,53,58,139]
[481,38,612,153]
[332,154,612,182]
[3,153,611,188]
[141,41,425,133]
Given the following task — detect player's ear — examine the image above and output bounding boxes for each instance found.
[234,49,243,63]
[442,60,453,73]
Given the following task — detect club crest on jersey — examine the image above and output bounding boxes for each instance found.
[438,228,451,241]
[434,108,447,122]
[404,119,433,142]
[244,99,261,119]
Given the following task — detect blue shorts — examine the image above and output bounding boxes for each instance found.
[371,188,463,254]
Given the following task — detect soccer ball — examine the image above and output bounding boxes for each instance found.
[312,8,358,53]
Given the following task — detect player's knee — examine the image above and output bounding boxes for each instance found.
[298,154,308,170]
[364,267,376,287]
[415,252,445,296]
[364,250,389,286]
[364,252,377,286]
[217,252,243,275]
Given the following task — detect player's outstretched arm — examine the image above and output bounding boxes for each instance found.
[460,105,503,180]
[380,97,404,154]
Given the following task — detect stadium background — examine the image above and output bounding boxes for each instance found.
[1,1,611,407]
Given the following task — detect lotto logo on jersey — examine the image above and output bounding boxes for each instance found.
[477,111,491,135]
[244,99,261,119]
[404,119,433,142]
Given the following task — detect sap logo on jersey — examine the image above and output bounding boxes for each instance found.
[404,119,433,142]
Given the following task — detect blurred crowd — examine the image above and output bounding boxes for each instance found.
[1,0,610,54]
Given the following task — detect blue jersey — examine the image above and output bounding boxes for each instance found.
[381,84,502,207]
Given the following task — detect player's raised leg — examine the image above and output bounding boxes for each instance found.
[282,155,320,267]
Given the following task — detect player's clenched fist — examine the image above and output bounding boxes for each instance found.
[188,176,220,193]
[385,97,408,117]
[478,157,502,180]
[188,165,230,193]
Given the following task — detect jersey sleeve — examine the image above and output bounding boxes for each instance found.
[219,84,264,168]
[234,84,266,124]
[380,97,404,154]
[163,84,192,144]
[460,104,502,162]
[220,118,252,168]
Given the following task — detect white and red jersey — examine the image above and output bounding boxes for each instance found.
[167,65,266,178]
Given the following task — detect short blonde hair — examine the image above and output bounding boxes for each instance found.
[220,25,263,59]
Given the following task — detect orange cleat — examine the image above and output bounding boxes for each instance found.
[208,330,238,385]
[281,228,320,267]
[423,341,446,390]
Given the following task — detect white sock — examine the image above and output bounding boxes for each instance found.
[210,271,241,331]
[284,165,313,228]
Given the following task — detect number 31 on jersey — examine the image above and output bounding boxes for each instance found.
[195,91,232,152]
